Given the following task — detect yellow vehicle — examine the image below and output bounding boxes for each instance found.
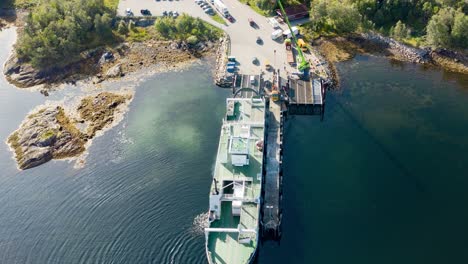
[265,60,272,71]
[297,38,308,52]
[271,90,280,102]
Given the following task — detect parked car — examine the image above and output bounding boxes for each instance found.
[227,15,234,23]
[250,75,256,85]
[204,8,213,14]
[173,11,179,18]
[252,57,259,65]
[162,11,168,16]
[140,9,151,16]
[248,18,256,27]
[168,11,173,16]
[125,8,133,16]
[256,36,263,44]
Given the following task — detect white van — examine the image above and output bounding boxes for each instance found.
[282,26,299,38]
[271,29,283,40]
[267,17,280,29]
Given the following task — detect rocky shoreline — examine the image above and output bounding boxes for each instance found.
[7,92,133,170]
[3,37,218,89]
[315,32,468,84]
[357,32,467,74]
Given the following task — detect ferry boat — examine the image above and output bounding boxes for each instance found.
[205,97,266,264]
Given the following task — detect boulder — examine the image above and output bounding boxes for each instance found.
[19,147,53,170]
[3,54,46,87]
[105,63,122,78]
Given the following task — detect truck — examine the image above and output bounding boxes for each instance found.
[213,0,229,17]
[282,26,298,38]
[285,39,295,65]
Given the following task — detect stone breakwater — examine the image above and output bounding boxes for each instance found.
[214,34,231,87]
[360,32,431,64]
[7,92,132,170]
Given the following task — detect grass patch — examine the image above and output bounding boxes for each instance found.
[39,129,57,140]
[299,23,338,42]
[55,107,83,139]
[211,13,227,25]
[238,0,273,16]
[104,0,119,11]
[7,132,23,162]
[126,27,155,42]
[401,36,424,48]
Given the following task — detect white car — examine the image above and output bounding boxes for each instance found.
[250,75,256,85]
[125,8,132,16]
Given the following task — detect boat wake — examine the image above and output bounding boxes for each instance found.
[190,212,209,235]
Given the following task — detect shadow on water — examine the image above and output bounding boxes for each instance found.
[329,95,427,195]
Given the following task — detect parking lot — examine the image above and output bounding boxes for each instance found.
[118,0,302,76]
[118,0,225,27]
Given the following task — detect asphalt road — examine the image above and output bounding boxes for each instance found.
[117,0,299,77]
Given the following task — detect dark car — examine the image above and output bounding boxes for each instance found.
[227,15,234,23]
[256,36,263,44]
[249,18,256,27]
[140,9,151,15]
[252,57,259,65]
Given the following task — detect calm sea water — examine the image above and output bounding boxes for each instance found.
[1,27,468,264]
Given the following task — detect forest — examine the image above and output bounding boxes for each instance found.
[16,0,115,68]
[253,0,468,49]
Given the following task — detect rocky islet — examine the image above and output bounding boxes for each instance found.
[7,92,132,170]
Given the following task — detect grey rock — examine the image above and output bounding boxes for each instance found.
[361,32,431,64]
[8,107,84,170]
[3,54,46,87]
[19,146,53,170]
[105,63,122,78]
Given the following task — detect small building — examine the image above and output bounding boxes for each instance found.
[276,4,309,21]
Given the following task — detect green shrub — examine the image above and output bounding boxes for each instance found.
[187,35,199,45]
[117,20,129,35]
[128,20,136,32]
[154,14,221,42]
